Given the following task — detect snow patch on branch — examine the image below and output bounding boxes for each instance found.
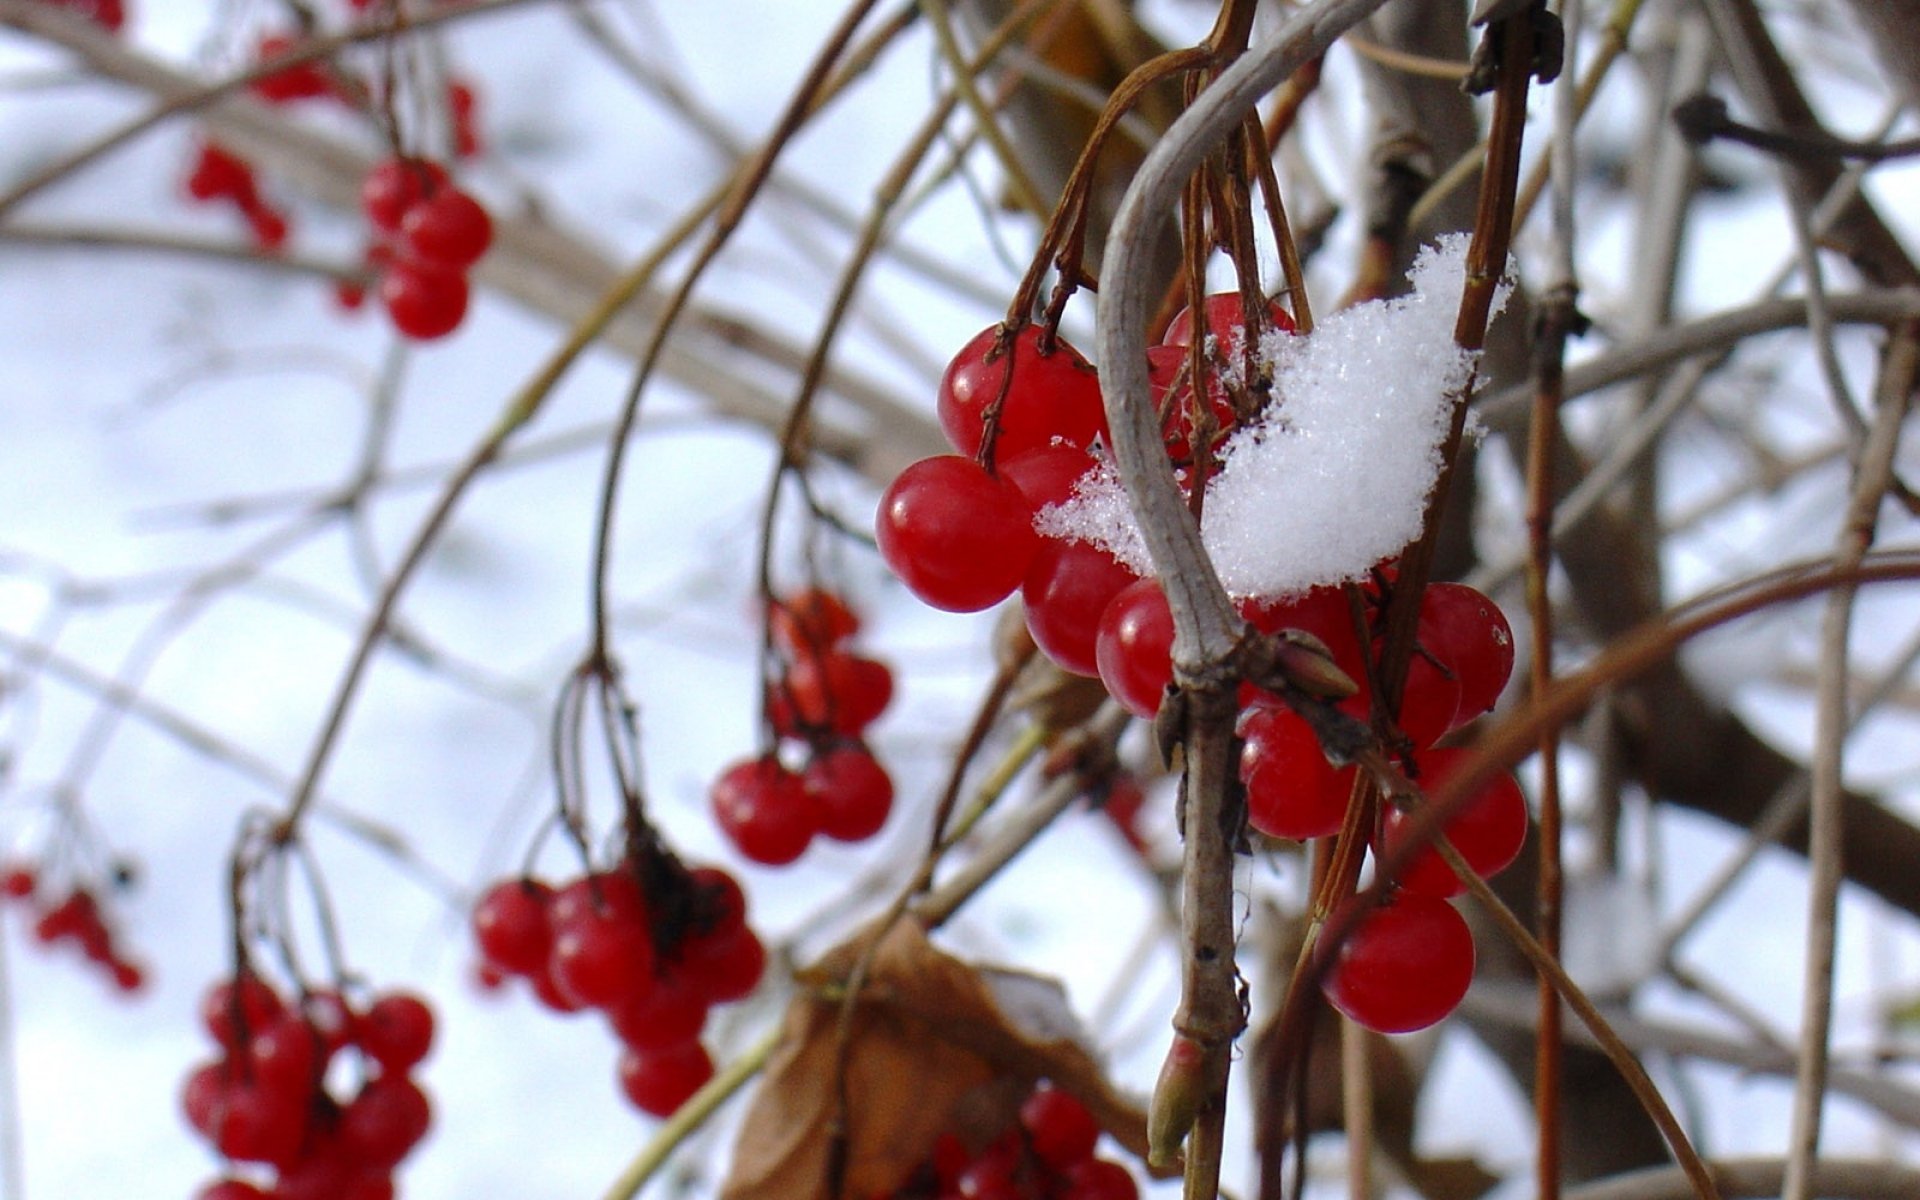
[1040,235,1505,598]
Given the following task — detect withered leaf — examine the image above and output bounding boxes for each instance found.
[721,918,1159,1200]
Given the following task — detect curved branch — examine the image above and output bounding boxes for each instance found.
[1094,0,1392,672]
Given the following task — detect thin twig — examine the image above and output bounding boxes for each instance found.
[1781,323,1916,1200]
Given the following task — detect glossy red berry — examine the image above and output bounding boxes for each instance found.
[379,262,469,340]
[360,158,449,234]
[607,975,708,1052]
[876,456,1038,613]
[1162,292,1296,349]
[710,757,816,866]
[250,34,335,103]
[356,991,436,1073]
[185,142,257,205]
[674,924,765,1003]
[1019,1082,1100,1169]
[1023,536,1141,678]
[998,443,1099,515]
[1379,747,1529,897]
[399,188,492,269]
[340,1075,431,1168]
[801,743,894,842]
[781,649,892,737]
[472,878,555,976]
[201,973,286,1052]
[0,864,35,900]
[616,1040,714,1117]
[1063,1158,1140,1200]
[1239,702,1348,840]
[769,588,861,655]
[1321,893,1475,1034]
[1094,578,1174,719]
[937,325,1106,461]
[1148,342,1236,463]
[1417,583,1515,722]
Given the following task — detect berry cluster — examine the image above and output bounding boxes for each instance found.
[471,862,761,1117]
[182,975,434,1199]
[887,1081,1138,1200]
[708,590,896,866]
[184,142,290,253]
[348,158,493,340]
[1224,578,1521,1036]
[2,862,146,995]
[878,298,1293,679]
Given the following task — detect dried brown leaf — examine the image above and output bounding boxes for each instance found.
[721,919,1157,1200]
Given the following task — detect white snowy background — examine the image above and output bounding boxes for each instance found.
[0,2,1918,1199]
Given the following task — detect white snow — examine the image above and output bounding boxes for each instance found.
[1041,236,1505,597]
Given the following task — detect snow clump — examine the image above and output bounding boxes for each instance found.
[1039,235,1506,598]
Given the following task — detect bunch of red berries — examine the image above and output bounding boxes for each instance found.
[471,862,761,1117]
[878,298,1293,678]
[353,157,494,340]
[2,862,146,995]
[182,975,434,1200]
[887,1081,1138,1200]
[183,141,290,252]
[708,589,896,866]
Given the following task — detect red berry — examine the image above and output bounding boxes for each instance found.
[0,864,35,901]
[201,973,285,1052]
[356,991,436,1073]
[875,456,1038,613]
[1378,748,1529,897]
[180,1059,234,1140]
[399,188,492,269]
[1019,1082,1100,1169]
[250,34,335,104]
[607,975,708,1052]
[1062,1158,1140,1200]
[1417,583,1515,722]
[998,443,1099,515]
[1321,893,1474,1034]
[209,1077,308,1165]
[109,955,149,994]
[1162,292,1296,349]
[549,895,656,1010]
[448,79,484,158]
[31,889,97,945]
[529,962,589,1015]
[1148,342,1235,464]
[768,588,861,655]
[616,1041,714,1117]
[340,1075,431,1168]
[937,325,1106,461]
[246,1012,320,1097]
[299,988,357,1058]
[781,650,892,736]
[1239,702,1348,841]
[379,262,469,340]
[1094,578,1174,719]
[185,142,257,205]
[1023,536,1140,678]
[710,757,817,866]
[801,743,894,842]
[198,1180,270,1200]
[242,202,289,253]
[472,878,554,976]
[360,158,449,234]
[674,924,765,1003]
